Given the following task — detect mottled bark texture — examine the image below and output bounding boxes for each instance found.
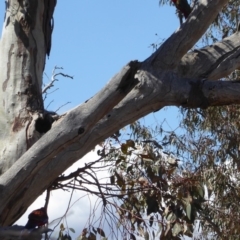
[0,225,50,240]
[1,0,240,232]
[0,0,56,174]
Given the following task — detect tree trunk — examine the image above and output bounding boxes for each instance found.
[1,0,239,228]
[0,0,56,174]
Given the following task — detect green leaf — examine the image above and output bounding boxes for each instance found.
[97,228,105,237]
[77,237,88,240]
[115,158,122,165]
[121,143,128,154]
[146,166,154,179]
[58,230,63,240]
[167,157,178,166]
[197,184,204,199]
[149,215,154,227]
[88,232,96,240]
[63,234,72,240]
[182,192,192,205]
[137,225,144,236]
[110,175,115,185]
[81,228,88,237]
[130,233,136,240]
[146,196,159,215]
[144,231,149,240]
[172,222,182,236]
[127,165,133,173]
[164,222,171,236]
[60,223,65,231]
[156,222,162,237]
[126,139,136,149]
[139,154,154,161]
[92,227,97,234]
[69,228,75,233]
[115,171,124,187]
[186,203,191,220]
[166,212,177,223]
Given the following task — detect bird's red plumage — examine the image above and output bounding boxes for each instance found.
[25,207,48,229]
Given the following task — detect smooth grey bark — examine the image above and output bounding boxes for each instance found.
[0,0,56,174]
[0,226,50,240]
[0,0,238,229]
[178,33,240,80]
[151,0,228,69]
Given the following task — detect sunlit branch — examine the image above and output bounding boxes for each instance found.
[178,32,240,80]
[149,0,229,68]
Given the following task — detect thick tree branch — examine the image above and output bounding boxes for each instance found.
[202,80,240,106]
[178,32,240,79]
[150,0,229,68]
[0,226,51,240]
[0,61,140,225]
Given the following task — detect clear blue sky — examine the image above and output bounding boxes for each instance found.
[0,1,182,238]
[45,1,179,113]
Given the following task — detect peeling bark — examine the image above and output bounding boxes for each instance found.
[178,32,240,79]
[0,0,56,173]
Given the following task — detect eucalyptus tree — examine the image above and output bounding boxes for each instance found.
[0,1,239,237]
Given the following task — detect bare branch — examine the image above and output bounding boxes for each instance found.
[42,67,73,94]
[0,226,51,240]
[150,0,229,68]
[55,102,71,113]
[178,32,240,80]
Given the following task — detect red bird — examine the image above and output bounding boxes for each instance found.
[25,207,48,229]
[171,0,192,19]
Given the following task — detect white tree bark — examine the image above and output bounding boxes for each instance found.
[0,0,238,227]
[0,0,56,174]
